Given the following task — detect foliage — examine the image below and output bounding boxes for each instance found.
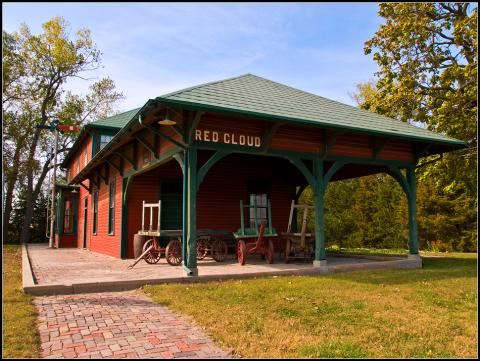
[2,16,124,243]
[327,3,477,252]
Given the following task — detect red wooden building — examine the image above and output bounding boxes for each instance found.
[55,74,466,276]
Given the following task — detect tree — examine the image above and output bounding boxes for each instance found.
[363,2,477,197]
[2,17,124,243]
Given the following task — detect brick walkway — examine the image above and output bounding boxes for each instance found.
[34,291,231,359]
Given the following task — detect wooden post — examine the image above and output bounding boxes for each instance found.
[142,200,145,232]
[185,147,198,275]
[240,200,245,236]
[406,166,419,255]
[313,158,326,266]
[157,200,161,233]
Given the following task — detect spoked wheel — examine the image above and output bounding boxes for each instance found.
[212,239,228,262]
[265,239,274,264]
[196,237,210,260]
[143,239,161,264]
[237,240,246,266]
[165,238,182,266]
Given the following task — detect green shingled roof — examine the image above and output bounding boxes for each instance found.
[90,107,142,129]
[158,74,465,146]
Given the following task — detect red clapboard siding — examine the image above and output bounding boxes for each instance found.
[124,152,297,258]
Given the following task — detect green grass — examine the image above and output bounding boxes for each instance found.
[143,252,478,358]
[2,245,40,358]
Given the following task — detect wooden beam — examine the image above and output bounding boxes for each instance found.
[261,122,282,153]
[320,130,344,159]
[188,111,205,143]
[196,151,231,190]
[143,123,186,149]
[89,176,99,188]
[78,181,91,193]
[106,157,123,176]
[373,137,390,159]
[115,149,137,170]
[94,169,107,185]
[135,133,158,158]
[171,124,184,139]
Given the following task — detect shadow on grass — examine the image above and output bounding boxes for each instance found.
[327,256,477,286]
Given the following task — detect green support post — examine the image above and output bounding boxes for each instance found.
[313,159,327,267]
[406,167,419,255]
[182,149,188,267]
[184,147,198,276]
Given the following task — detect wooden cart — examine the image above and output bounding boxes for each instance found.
[281,200,315,263]
[128,201,229,269]
[233,199,277,265]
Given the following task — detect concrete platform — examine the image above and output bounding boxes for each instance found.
[23,243,422,295]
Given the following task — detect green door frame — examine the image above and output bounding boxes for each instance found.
[82,196,88,249]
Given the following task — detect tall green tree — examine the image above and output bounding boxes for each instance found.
[2,17,124,243]
[363,2,477,196]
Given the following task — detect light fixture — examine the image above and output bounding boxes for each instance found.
[158,109,176,126]
[71,187,78,194]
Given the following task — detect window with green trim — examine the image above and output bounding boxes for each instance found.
[100,134,114,151]
[92,189,98,235]
[108,178,115,235]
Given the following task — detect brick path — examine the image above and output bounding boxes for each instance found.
[34,291,231,359]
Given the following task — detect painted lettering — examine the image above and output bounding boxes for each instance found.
[212,131,219,142]
[204,130,210,142]
[195,129,202,141]
[254,136,261,147]
[224,133,230,144]
[239,135,245,146]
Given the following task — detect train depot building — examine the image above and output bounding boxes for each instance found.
[54,74,466,276]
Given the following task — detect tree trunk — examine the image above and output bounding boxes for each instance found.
[3,143,23,243]
[20,154,52,244]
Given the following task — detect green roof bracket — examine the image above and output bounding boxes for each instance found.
[286,156,315,188]
[197,150,231,191]
[173,152,185,175]
[323,161,346,185]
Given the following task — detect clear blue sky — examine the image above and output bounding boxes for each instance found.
[3,2,383,112]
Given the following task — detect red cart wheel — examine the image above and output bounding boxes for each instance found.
[165,239,182,266]
[212,239,228,262]
[196,237,210,260]
[237,240,246,266]
[143,239,161,264]
[265,239,274,264]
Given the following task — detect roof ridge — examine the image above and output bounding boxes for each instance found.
[90,107,142,125]
[159,74,254,99]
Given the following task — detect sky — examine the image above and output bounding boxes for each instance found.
[3,2,384,112]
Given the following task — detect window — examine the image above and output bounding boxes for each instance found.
[108,177,115,234]
[64,200,73,234]
[100,134,114,151]
[92,189,98,235]
[249,193,268,228]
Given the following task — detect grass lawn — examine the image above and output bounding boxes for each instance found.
[2,244,40,358]
[143,252,478,358]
